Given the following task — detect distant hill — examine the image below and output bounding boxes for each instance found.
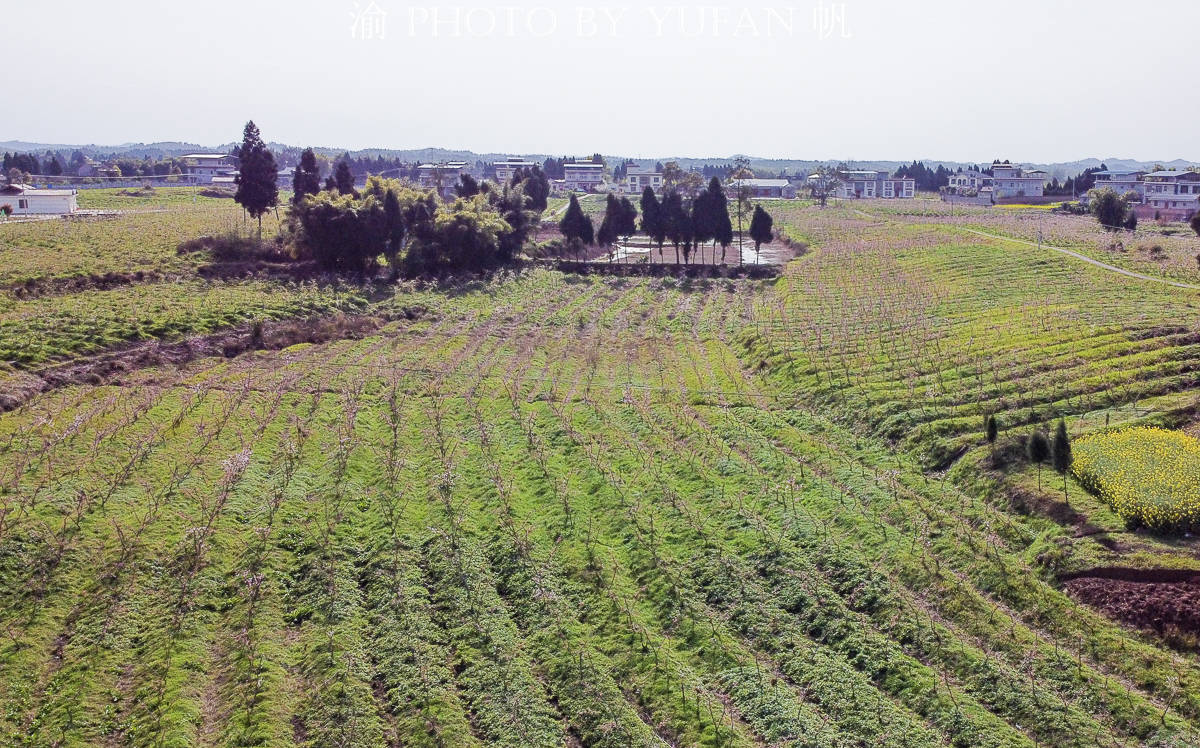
[2,140,1196,178]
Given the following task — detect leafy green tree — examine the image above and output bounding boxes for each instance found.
[233,120,279,237]
[404,195,511,275]
[661,191,689,263]
[334,160,356,195]
[1027,430,1050,491]
[1124,210,1138,231]
[749,205,774,264]
[691,187,716,257]
[292,147,321,204]
[559,194,594,256]
[1089,187,1130,232]
[1191,211,1200,238]
[489,183,536,261]
[1051,419,1072,498]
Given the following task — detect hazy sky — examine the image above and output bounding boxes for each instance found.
[6,0,1198,162]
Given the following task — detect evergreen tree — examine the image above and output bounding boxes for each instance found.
[334,160,356,195]
[616,196,638,245]
[233,120,279,237]
[639,187,663,261]
[1051,419,1072,499]
[559,194,594,255]
[1027,430,1050,491]
[1191,211,1200,239]
[455,173,481,198]
[523,166,550,212]
[749,205,774,264]
[292,147,321,204]
[711,179,734,264]
[660,191,688,264]
[324,175,337,192]
[597,193,620,251]
[986,414,998,466]
[1090,187,1129,232]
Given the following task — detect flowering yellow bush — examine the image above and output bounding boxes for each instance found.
[1072,427,1200,532]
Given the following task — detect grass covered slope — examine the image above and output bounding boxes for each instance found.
[741,202,1200,469]
[1,270,1199,746]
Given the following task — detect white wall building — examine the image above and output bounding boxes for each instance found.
[625,163,663,194]
[1139,170,1200,221]
[833,170,915,199]
[1092,169,1146,201]
[990,163,1045,199]
[562,162,604,192]
[946,170,991,192]
[494,158,537,184]
[0,184,78,214]
[181,154,237,184]
[416,161,469,196]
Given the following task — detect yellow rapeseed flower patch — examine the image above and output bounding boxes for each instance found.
[1072,427,1200,532]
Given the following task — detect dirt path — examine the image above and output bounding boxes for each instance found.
[852,207,1200,292]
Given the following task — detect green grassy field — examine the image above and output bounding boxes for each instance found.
[1,195,1199,746]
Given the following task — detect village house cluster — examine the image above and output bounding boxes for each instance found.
[5,150,1198,223]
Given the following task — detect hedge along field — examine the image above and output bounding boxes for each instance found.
[1072,427,1200,532]
[741,202,1200,470]
[1,269,1199,747]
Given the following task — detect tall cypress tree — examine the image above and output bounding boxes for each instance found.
[1051,419,1072,499]
[292,147,321,204]
[749,205,774,264]
[233,120,279,238]
[559,194,594,256]
[597,193,620,252]
[334,160,355,195]
[708,177,734,264]
[639,187,662,262]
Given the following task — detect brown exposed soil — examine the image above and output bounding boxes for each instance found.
[1062,568,1200,640]
[5,270,169,299]
[0,313,392,412]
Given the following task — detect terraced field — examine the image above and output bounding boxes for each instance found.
[743,203,1200,471]
[2,266,1199,747]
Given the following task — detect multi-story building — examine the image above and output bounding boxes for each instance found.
[831,170,915,199]
[1092,169,1146,201]
[181,154,237,184]
[416,161,469,196]
[562,162,604,192]
[625,163,663,194]
[946,169,991,193]
[1138,170,1200,221]
[990,163,1046,199]
[493,158,537,184]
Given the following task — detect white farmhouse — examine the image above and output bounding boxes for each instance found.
[494,158,537,184]
[1138,170,1200,221]
[0,184,78,215]
[416,161,469,197]
[562,162,604,192]
[1092,169,1146,201]
[181,153,238,184]
[833,170,915,199]
[625,163,663,194]
[990,163,1045,199]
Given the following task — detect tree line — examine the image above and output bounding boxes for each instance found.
[558,179,774,264]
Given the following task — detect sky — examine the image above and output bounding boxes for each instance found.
[6,0,1199,162]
